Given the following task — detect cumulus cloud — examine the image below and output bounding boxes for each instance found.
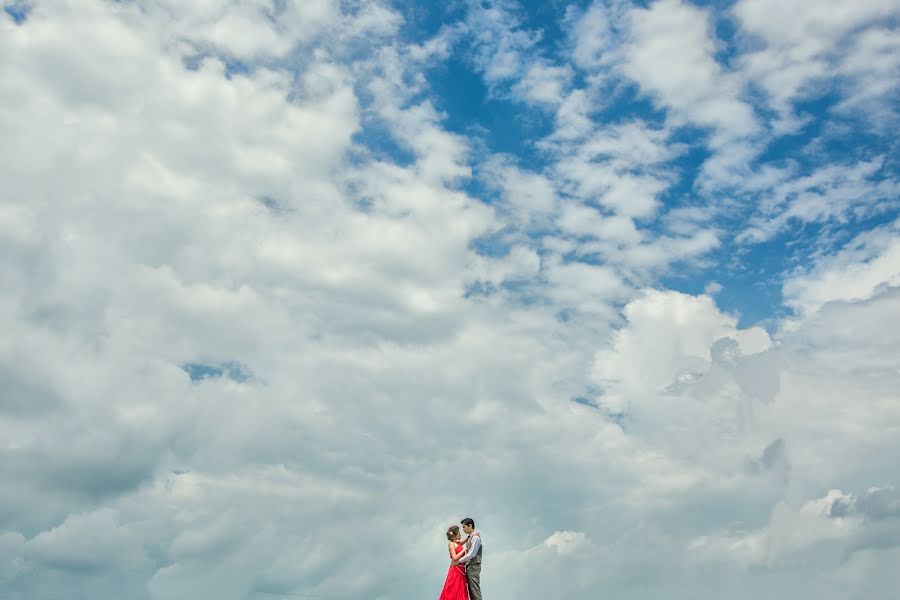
[734,0,900,130]
[591,285,900,587]
[783,218,900,317]
[1,1,898,599]
[463,0,541,89]
[624,0,757,139]
[512,62,573,108]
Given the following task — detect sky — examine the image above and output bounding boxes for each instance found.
[1,0,899,598]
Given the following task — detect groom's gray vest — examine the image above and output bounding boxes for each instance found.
[466,536,483,600]
[469,538,483,565]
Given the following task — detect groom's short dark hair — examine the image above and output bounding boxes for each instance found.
[461,517,475,528]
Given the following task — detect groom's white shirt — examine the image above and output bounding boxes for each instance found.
[459,532,481,564]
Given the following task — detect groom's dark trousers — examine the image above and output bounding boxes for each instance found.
[466,562,482,600]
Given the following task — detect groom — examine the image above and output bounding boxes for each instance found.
[453,517,482,600]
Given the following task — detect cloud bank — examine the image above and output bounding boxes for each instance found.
[1,1,898,598]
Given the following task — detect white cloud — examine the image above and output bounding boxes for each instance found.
[481,155,557,224]
[738,158,897,243]
[568,1,617,70]
[550,87,594,141]
[834,26,900,123]
[623,0,757,138]
[545,259,630,308]
[512,62,573,107]
[1,1,899,599]
[591,289,769,405]
[734,0,900,129]
[704,281,723,296]
[735,0,895,44]
[591,285,900,573]
[783,218,900,317]
[542,530,590,555]
[464,0,540,88]
[26,508,149,571]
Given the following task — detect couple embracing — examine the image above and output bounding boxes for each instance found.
[438,517,483,600]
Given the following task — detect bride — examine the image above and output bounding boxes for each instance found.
[437,525,469,600]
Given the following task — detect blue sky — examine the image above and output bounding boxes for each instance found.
[340,0,899,329]
[1,1,899,599]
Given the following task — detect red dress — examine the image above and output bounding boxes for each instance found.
[437,542,469,600]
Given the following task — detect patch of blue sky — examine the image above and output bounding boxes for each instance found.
[498,278,545,305]
[257,195,280,212]
[350,124,416,167]
[463,280,496,299]
[182,361,252,383]
[3,1,30,24]
[513,0,581,51]
[710,10,742,66]
[179,52,255,80]
[463,276,544,305]
[658,131,712,194]
[665,205,900,328]
[469,224,526,258]
[661,247,789,329]
[257,195,294,215]
[457,168,500,211]
[181,53,205,72]
[754,91,898,180]
[391,2,569,169]
[358,1,897,325]
[224,59,252,79]
[592,83,669,128]
[572,395,600,409]
[655,117,896,327]
[426,52,556,171]
[392,0,465,42]
[360,2,656,181]
[573,389,629,427]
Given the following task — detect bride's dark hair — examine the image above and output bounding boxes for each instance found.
[446,525,460,540]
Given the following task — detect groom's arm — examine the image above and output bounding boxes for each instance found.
[458,533,481,564]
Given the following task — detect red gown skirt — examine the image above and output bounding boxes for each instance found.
[438,544,469,600]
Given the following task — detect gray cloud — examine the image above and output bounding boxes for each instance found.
[858,486,900,520]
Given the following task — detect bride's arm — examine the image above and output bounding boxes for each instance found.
[449,543,467,561]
